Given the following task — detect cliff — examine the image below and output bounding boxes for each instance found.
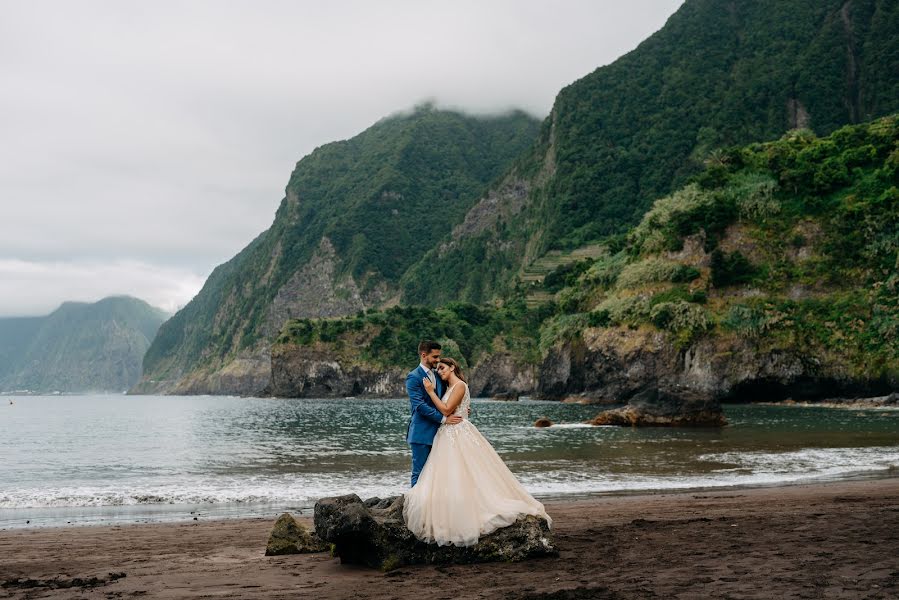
[404,0,899,306]
[270,116,899,404]
[133,108,540,394]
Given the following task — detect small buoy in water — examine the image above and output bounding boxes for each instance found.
[534,417,553,428]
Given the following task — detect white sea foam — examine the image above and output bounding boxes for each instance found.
[0,473,406,509]
[2,446,896,512]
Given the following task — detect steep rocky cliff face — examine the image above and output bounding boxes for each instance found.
[269,325,895,403]
[268,344,537,400]
[268,343,406,398]
[406,0,899,307]
[133,108,540,395]
[536,327,896,404]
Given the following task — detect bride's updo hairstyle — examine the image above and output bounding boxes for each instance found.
[439,357,467,382]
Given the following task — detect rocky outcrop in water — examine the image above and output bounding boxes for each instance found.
[313,494,556,571]
[762,392,899,410]
[587,386,727,427]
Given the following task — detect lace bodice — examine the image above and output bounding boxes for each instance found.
[443,381,470,418]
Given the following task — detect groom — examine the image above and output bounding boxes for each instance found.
[406,340,462,486]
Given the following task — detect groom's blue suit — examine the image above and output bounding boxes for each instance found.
[406,365,444,487]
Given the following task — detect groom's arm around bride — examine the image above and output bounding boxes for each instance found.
[406,340,462,487]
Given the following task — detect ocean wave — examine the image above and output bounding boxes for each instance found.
[0,474,409,510]
[4,446,898,510]
[698,446,899,478]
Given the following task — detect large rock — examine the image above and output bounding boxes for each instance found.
[268,344,406,397]
[268,346,537,399]
[537,326,897,404]
[468,352,537,399]
[587,386,727,427]
[314,494,556,571]
[264,512,330,556]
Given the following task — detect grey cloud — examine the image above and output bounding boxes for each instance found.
[0,0,682,316]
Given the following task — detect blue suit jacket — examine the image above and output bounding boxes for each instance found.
[406,365,445,445]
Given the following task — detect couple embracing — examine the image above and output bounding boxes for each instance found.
[402,340,551,547]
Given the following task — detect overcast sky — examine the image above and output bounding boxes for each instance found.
[0,0,682,317]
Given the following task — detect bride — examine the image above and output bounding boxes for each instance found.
[403,357,551,547]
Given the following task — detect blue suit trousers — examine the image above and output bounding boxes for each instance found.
[410,442,431,487]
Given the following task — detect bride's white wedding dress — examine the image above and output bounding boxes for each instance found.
[403,381,551,547]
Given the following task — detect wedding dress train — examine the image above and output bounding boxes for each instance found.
[403,381,551,547]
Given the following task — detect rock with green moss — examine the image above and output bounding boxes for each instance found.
[313,494,556,570]
[264,512,330,556]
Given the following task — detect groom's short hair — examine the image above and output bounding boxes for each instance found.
[418,340,442,355]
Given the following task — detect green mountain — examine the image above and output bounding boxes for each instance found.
[531,113,899,398]
[402,0,899,306]
[272,114,899,400]
[136,0,899,397]
[0,296,168,393]
[134,107,541,394]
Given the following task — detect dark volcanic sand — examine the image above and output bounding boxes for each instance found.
[1,478,898,599]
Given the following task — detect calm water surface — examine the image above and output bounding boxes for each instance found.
[1,395,897,528]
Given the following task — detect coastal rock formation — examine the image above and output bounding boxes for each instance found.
[268,346,537,399]
[534,417,553,428]
[264,512,329,556]
[268,344,406,397]
[538,327,897,405]
[587,386,727,427]
[764,392,899,410]
[313,494,556,571]
[268,323,896,410]
[467,352,537,399]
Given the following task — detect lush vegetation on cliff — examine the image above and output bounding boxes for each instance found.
[405,0,899,306]
[0,296,167,393]
[543,114,899,379]
[278,115,899,385]
[139,107,540,390]
[276,301,548,369]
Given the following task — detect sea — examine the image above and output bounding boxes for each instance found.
[1,394,897,529]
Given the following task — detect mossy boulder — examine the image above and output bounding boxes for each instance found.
[264,512,330,556]
[313,494,556,571]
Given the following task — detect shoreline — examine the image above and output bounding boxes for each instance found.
[4,468,898,532]
[2,477,898,598]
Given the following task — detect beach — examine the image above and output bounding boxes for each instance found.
[2,477,898,599]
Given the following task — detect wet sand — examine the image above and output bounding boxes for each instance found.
[2,478,898,599]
